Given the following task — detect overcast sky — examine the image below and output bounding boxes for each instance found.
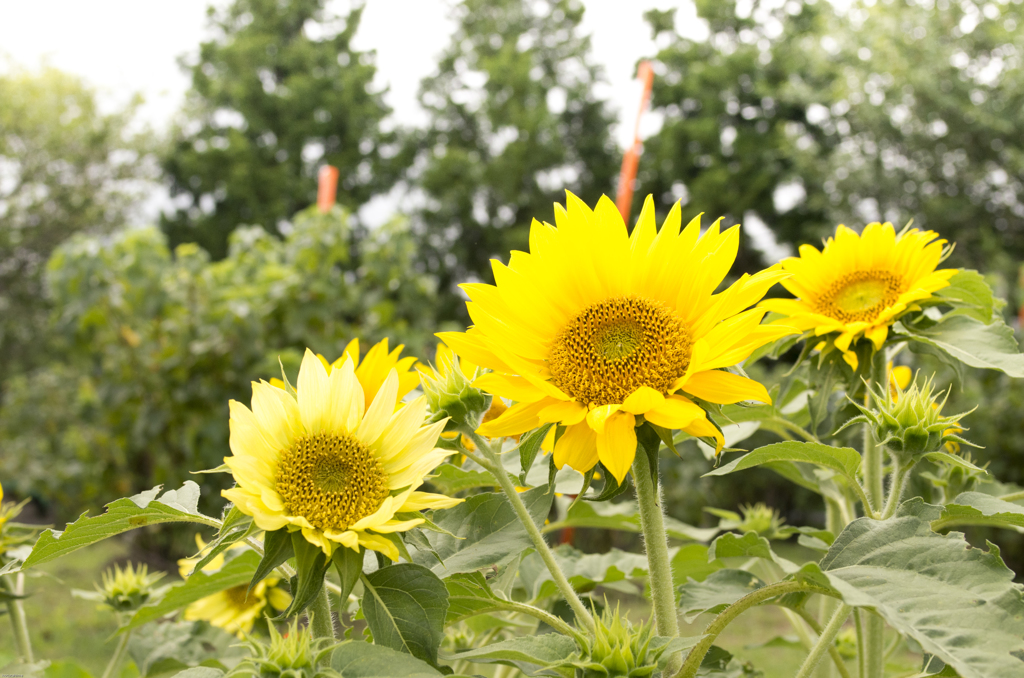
[0,0,705,148]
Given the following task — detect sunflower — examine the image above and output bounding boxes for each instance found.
[438,193,793,483]
[178,536,290,638]
[760,222,956,370]
[223,349,461,560]
[889,364,962,453]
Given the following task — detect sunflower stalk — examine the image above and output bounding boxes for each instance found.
[308,585,335,639]
[794,604,854,678]
[2,573,33,662]
[100,624,131,678]
[630,447,681,646]
[461,427,596,633]
[862,350,888,678]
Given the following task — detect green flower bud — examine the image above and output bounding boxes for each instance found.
[842,373,973,465]
[421,350,491,430]
[705,503,788,541]
[921,452,989,504]
[240,618,337,678]
[835,628,858,660]
[576,605,666,677]
[84,562,165,613]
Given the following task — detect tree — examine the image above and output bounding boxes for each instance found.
[162,0,400,259]
[641,0,1024,285]
[412,0,620,316]
[0,67,154,382]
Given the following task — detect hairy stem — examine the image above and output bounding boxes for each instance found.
[794,604,853,678]
[880,460,915,520]
[793,607,854,678]
[998,490,1024,503]
[2,573,33,662]
[674,581,840,678]
[101,626,131,678]
[308,585,336,639]
[863,351,888,515]
[462,428,596,632]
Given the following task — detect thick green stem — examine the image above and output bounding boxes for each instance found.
[463,428,595,632]
[308,585,336,639]
[880,461,915,520]
[101,627,131,678]
[854,610,867,678]
[631,450,680,638]
[674,581,840,678]
[863,352,888,514]
[793,607,853,678]
[795,604,853,678]
[3,573,33,662]
[863,614,885,678]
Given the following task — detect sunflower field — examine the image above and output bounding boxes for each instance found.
[6,0,1024,677]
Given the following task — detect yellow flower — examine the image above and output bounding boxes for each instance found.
[178,535,290,638]
[761,222,956,370]
[271,337,421,405]
[223,349,461,560]
[438,193,793,483]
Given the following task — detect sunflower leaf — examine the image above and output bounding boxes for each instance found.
[360,563,448,667]
[678,569,766,622]
[21,482,216,570]
[440,633,578,673]
[248,527,293,594]
[333,546,364,603]
[934,269,999,323]
[518,423,553,485]
[124,549,262,630]
[895,315,1024,378]
[931,492,1024,532]
[704,441,861,489]
[331,639,443,677]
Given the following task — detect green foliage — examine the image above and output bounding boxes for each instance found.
[0,207,437,515]
[0,67,154,381]
[642,0,1024,284]
[411,0,619,316]
[162,0,398,258]
[330,641,443,678]
[360,564,449,668]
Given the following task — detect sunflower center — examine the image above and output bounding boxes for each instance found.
[548,296,691,407]
[275,432,389,532]
[816,270,903,323]
[223,584,252,609]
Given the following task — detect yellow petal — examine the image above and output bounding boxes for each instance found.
[473,373,548,403]
[620,386,666,415]
[357,369,399,446]
[643,395,704,430]
[682,415,724,456]
[476,399,550,437]
[682,370,772,405]
[538,399,588,425]
[596,412,637,484]
[297,348,330,434]
[586,404,621,434]
[401,491,463,511]
[553,423,599,474]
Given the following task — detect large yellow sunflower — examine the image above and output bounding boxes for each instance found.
[438,193,794,483]
[178,535,291,638]
[223,349,461,560]
[760,222,956,370]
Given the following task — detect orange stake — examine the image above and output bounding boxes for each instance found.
[317,165,339,213]
[615,61,655,223]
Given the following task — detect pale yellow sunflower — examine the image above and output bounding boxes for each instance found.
[178,535,290,638]
[760,222,956,370]
[438,193,794,483]
[222,349,461,560]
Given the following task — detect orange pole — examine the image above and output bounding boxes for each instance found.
[317,165,339,213]
[615,61,655,222]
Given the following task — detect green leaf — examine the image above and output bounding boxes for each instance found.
[934,269,997,323]
[821,505,1024,678]
[361,563,448,667]
[333,546,364,603]
[678,569,766,622]
[277,532,331,619]
[518,423,553,485]
[411,488,553,575]
[895,315,1024,378]
[248,527,293,594]
[586,463,633,502]
[925,452,988,475]
[126,620,246,673]
[671,544,724,588]
[932,491,1024,532]
[426,463,498,495]
[705,442,862,496]
[330,640,442,677]
[519,545,649,600]
[166,668,223,678]
[441,634,577,674]
[125,550,261,630]
[22,482,216,569]
[706,532,774,561]
[551,498,718,542]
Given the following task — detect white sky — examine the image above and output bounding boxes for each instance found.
[0,0,704,148]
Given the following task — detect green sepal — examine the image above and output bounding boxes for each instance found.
[518,423,554,485]
[248,527,294,595]
[636,423,662,486]
[332,546,364,603]
[587,463,632,503]
[274,531,331,619]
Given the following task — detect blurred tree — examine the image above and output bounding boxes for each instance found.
[162,0,402,259]
[0,67,154,383]
[642,0,1024,285]
[2,208,438,516]
[412,0,620,316]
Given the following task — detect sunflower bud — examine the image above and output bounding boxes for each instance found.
[922,452,989,504]
[845,373,972,465]
[575,605,669,677]
[421,349,490,430]
[241,618,337,677]
[85,562,165,613]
